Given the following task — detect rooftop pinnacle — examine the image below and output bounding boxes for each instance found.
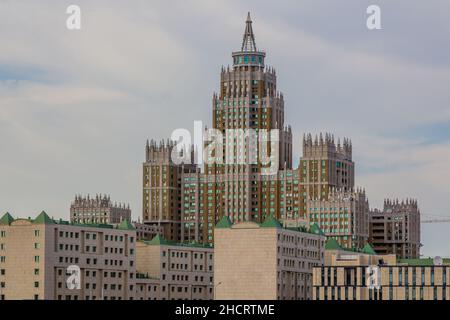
[241,12,257,52]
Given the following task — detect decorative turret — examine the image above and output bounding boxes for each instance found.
[302,132,352,160]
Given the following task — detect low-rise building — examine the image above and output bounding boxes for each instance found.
[135,235,214,300]
[70,194,131,225]
[133,222,163,241]
[369,199,421,259]
[214,215,326,300]
[313,239,448,300]
[0,211,136,300]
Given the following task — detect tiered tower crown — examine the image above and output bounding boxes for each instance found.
[72,194,130,209]
[232,12,265,68]
[302,132,352,160]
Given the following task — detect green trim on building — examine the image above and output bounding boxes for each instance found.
[362,243,377,255]
[260,215,282,228]
[0,212,14,225]
[398,258,450,266]
[117,219,135,231]
[33,211,55,225]
[142,234,213,249]
[215,216,232,229]
[310,223,325,236]
[325,238,342,250]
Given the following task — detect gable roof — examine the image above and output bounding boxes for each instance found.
[260,215,282,228]
[117,219,135,231]
[325,238,342,250]
[215,216,232,229]
[309,223,325,236]
[0,212,14,225]
[145,234,171,246]
[33,211,55,225]
[362,243,377,255]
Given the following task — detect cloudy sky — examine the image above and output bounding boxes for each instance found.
[1,0,449,256]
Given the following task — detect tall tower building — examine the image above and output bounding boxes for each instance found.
[142,139,197,242]
[299,133,354,215]
[186,13,293,243]
[143,13,364,247]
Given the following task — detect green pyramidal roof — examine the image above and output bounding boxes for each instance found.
[33,211,55,225]
[362,243,377,255]
[215,216,232,229]
[117,219,135,231]
[325,238,342,250]
[260,215,282,228]
[0,212,14,225]
[146,234,171,246]
[310,223,325,236]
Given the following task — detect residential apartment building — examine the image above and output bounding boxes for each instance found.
[369,199,421,258]
[143,140,197,242]
[307,188,369,249]
[135,235,214,300]
[70,194,131,225]
[0,212,136,300]
[214,215,325,300]
[313,240,447,300]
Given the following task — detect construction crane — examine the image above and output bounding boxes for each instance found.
[421,214,450,223]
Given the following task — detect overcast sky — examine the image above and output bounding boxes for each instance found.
[1,0,449,256]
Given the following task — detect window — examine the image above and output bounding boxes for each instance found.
[389,267,393,286]
[34,281,39,288]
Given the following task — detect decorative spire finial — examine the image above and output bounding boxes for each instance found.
[241,12,257,52]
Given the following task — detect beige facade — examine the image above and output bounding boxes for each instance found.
[134,222,163,241]
[134,235,214,300]
[0,212,136,300]
[307,189,369,249]
[70,194,131,225]
[369,199,421,259]
[313,243,448,300]
[214,216,325,300]
[141,15,370,250]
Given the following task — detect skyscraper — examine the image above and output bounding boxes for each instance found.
[143,13,367,246]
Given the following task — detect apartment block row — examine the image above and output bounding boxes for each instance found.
[312,239,448,300]
[0,212,212,300]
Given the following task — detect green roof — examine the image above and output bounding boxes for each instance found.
[325,238,342,250]
[310,223,325,236]
[142,235,213,249]
[0,212,14,225]
[117,219,135,231]
[145,234,172,246]
[362,243,377,255]
[33,211,55,225]
[398,258,450,266]
[260,215,282,228]
[215,216,232,229]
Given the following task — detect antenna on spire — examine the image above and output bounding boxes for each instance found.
[241,12,257,52]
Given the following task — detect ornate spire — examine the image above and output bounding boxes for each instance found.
[241,12,257,52]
